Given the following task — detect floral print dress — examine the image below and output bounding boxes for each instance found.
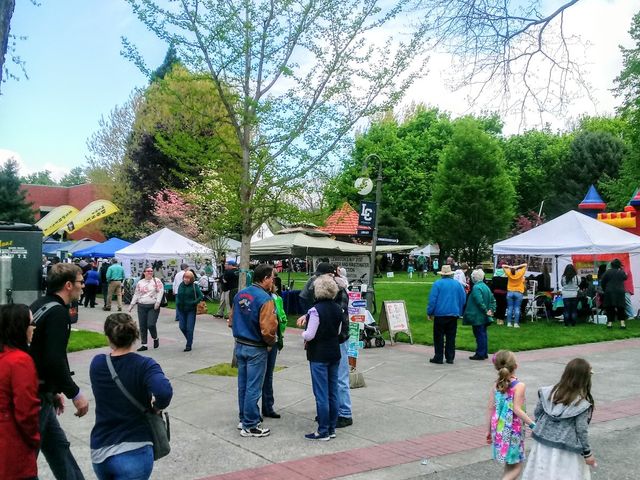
[491,379,526,464]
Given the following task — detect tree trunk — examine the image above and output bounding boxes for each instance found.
[238,139,252,290]
[0,0,15,91]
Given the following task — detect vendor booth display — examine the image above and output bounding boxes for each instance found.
[115,228,213,278]
[493,210,640,312]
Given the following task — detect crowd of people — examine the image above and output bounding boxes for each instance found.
[4,253,621,479]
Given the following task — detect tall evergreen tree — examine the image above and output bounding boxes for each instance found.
[427,118,515,265]
[0,159,35,223]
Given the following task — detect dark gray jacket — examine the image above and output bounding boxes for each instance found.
[532,385,593,456]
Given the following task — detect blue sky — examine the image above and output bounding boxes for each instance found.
[0,1,165,178]
[0,0,636,178]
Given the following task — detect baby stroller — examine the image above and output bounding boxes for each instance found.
[360,310,385,348]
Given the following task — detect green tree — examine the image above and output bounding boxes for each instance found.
[503,129,572,217]
[546,131,626,217]
[427,118,515,265]
[0,159,34,223]
[21,170,57,185]
[59,166,87,186]
[124,0,430,286]
[325,107,453,243]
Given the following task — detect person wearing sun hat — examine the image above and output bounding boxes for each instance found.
[426,264,466,364]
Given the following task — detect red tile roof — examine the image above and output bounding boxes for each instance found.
[320,202,370,236]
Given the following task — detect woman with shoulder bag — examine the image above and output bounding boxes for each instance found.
[90,313,173,480]
[176,271,204,352]
[129,266,164,352]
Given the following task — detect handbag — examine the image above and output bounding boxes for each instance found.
[194,285,207,315]
[153,278,168,307]
[552,294,564,310]
[105,354,170,460]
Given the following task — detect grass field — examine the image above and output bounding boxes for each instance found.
[173,271,640,353]
[68,329,109,352]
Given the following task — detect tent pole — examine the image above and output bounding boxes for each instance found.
[555,255,560,290]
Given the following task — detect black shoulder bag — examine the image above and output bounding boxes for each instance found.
[105,354,171,460]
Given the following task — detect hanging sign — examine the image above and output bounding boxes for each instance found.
[378,300,413,345]
[359,201,376,227]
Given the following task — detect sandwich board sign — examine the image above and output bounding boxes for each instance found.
[378,300,413,345]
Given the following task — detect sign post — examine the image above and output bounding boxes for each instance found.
[378,300,413,345]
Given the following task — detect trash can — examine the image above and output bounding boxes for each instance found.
[0,222,43,305]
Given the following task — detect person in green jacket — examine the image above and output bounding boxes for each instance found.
[176,271,204,352]
[261,284,288,418]
[463,269,496,361]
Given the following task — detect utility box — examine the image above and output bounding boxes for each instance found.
[0,222,43,305]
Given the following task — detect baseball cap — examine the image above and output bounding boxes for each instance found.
[315,262,335,275]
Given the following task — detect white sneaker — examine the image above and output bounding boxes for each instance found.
[240,426,271,437]
[507,323,513,328]
[237,422,243,430]
[514,323,520,328]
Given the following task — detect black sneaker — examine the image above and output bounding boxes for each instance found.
[153,338,160,349]
[429,358,443,364]
[305,432,330,441]
[263,411,281,419]
[336,416,353,428]
[137,346,148,352]
[240,426,270,437]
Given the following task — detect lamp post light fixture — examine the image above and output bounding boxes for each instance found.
[356,153,382,312]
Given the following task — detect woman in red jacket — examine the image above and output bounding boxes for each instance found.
[0,303,40,480]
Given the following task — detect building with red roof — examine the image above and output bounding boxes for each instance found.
[319,202,370,242]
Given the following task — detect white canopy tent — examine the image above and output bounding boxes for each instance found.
[115,228,213,276]
[410,244,440,257]
[493,210,640,310]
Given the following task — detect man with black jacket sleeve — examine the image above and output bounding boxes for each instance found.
[30,263,89,480]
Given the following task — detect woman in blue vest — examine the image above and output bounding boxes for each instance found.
[301,275,343,441]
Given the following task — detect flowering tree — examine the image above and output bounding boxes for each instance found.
[150,189,201,240]
[512,210,545,235]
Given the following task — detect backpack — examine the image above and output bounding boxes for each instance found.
[31,301,62,326]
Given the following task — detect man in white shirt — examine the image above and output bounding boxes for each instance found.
[172,263,190,321]
[173,263,190,295]
[453,263,469,291]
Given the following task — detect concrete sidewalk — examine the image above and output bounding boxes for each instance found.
[38,305,640,479]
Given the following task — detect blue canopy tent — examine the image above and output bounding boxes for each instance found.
[72,238,131,258]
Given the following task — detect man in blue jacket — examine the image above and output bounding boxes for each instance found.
[229,264,278,437]
[427,264,466,364]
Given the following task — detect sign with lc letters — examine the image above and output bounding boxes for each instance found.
[359,201,376,227]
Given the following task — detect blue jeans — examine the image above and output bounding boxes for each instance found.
[92,445,153,480]
[309,361,339,436]
[472,324,488,357]
[39,396,85,480]
[506,291,523,324]
[177,309,196,348]
[337,342,352,418]
[236,343,268,429]
[261,346,278,414]
[563,297,579,326]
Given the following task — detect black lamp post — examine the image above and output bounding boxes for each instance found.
[363,154,382,311]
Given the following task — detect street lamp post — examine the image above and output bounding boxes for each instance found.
[364,154,382,311]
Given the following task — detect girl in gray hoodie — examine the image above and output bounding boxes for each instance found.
[522,358,596,480]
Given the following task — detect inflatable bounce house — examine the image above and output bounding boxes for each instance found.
[577,185,640,300]
[579,184,640,236]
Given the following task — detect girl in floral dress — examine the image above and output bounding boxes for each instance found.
[487,350,536,480]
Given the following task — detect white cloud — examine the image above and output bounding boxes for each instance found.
[401,0,636,133]
[0,149,69,180]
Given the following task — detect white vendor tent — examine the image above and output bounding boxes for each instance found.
[115,228,213,276]
[493,210,640,310]
[410,244,440,257]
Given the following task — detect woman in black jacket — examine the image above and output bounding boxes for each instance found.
[600,258,628,329]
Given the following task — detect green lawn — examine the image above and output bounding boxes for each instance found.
[68,329,109,352]
[178,271,640,352]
